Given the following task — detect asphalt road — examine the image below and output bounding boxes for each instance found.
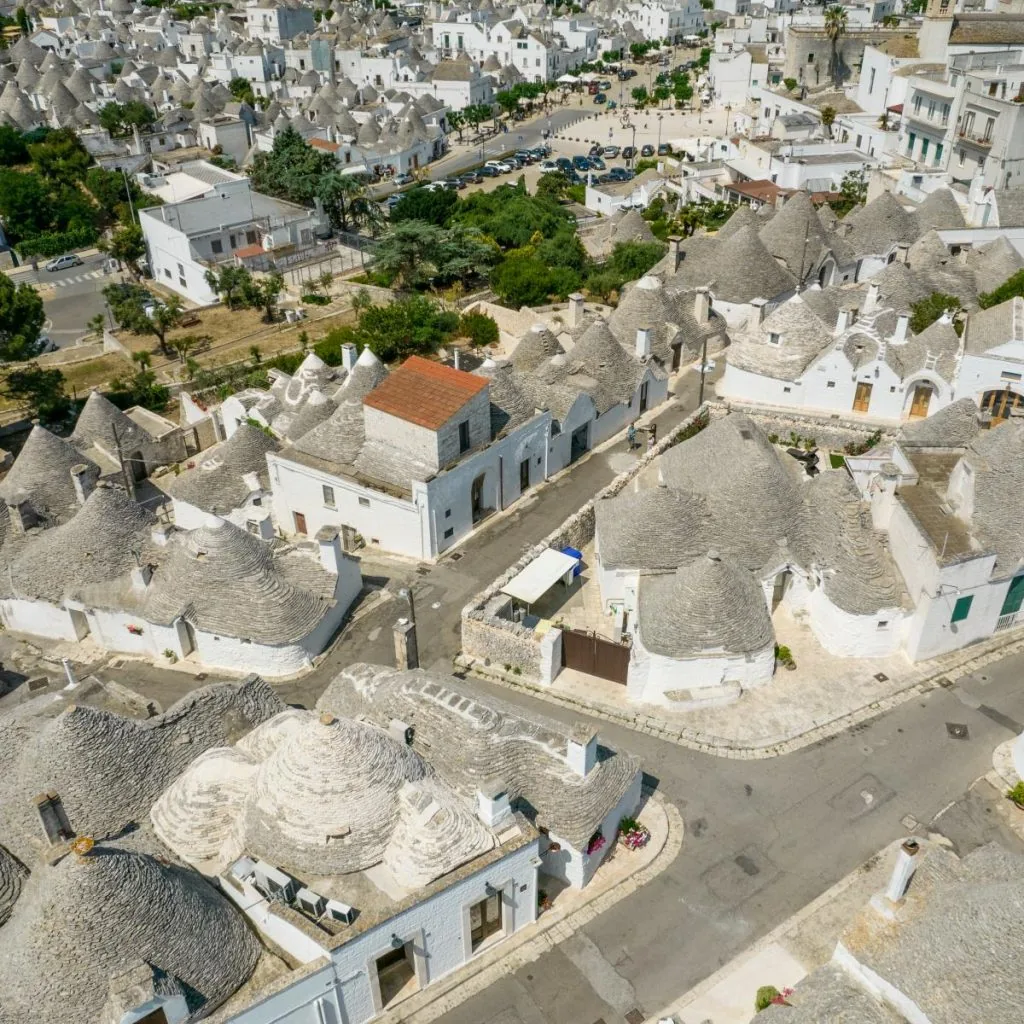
[32,252,115,347]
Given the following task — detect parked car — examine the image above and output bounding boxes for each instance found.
[443,178,464,190]
[607,100,618,110]
[589,143,603,157]
[622,145,636,160]
[45,254,83,272]
[515,150,534,164]
[572,155,591,171]
[587,81,600,94]
[589,156,606,170]
[392,172,415,186]
[478,164,500,177]
[599,80,612,90]
[640,144,655,157]
[529,146,550,159]
[593,92,607,104]
[539,160,559,172]
[385,194,404,209]
[596,172,614,184]
[459,171,483,185]
[657,143,672,156]
[603,145,621,158]
[607,166,632,181]
[556,156,574,173]
[485,159,512,173]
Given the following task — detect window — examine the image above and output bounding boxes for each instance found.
[246,520,260,534]
[868,68,876,93]
[877,620,889,629]
[229,234,237,249]
[459,420,471,453]
[177,262,184,276]
[935,142,943,165]
[211,239,223,254]
[358,496,370,508]
[826,381,836,388]
[252,496,262,506]
[920,138,929,161]
[783,386,791,393]
[246,229,258,244]
[959,148,966,166]
[913,95,922,115]
[951,595,973,624]
[322,484,336,508]
[164,268,172,279]
[808,52,814,63]
[907,131,916,156]
[768,332,781,345]
[1001,371,1022,382]
[445,509,452,519]
[444,527,454,539]
[469,892,503,952]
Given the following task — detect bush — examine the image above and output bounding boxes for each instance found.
[18,225,99,258]
[784,77,798,92]
[1008,781,1024,805]
[301,293,330,305]
[775,645,793,663]
[755,986,781,1012]
[460,310,499,347]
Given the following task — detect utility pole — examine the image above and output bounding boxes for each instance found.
[121,167,137,225]
[110,419,135,499]
[698,332,709,406]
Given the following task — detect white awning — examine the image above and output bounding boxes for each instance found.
[557,73,578,83]
[501,549,579,605]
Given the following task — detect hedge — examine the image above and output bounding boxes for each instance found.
[18,226,100,258]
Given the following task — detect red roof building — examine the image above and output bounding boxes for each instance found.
[363,355,489,430]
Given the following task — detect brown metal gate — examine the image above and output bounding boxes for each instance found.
[561,629,630,684]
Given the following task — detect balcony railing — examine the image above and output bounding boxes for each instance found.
[958,129,993,147]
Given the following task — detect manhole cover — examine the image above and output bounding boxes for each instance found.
[901,814,920,831]
[625,1011,645,1024]
[874,672,888,682]
[946,722,969,740]
[449,552,464,561]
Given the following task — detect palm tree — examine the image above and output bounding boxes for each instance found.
[824,5,848,88]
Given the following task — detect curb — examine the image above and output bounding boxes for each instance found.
[379,790,683,1024]
[462,634,1024,759]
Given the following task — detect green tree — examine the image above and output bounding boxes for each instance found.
[242,272,284,322]
[820,105,837,138]
[86,166,142,224]
[495,91,519,117]
[979,267,1024,309]
[169,332,209,364]
[653,84,671,107]
[460,310,499,347]
[102,224,147,276]
[607,240,667,280]
[535,171,570,200]
[0,272,45,360]
[14,6,29,34]
[373,220,444,289]
[491,249,580,307]
[631,85,649,107]
[824,5,848,87]
[228,77,256,107]
[109,351,170,411]
[146,295,185,353]
[783,77,798,92]
[910,292,961,335]
[389,184,457,226]
[27,128,90,182]
[839,169,867,206]
[2,363,69,422]
[316,169,382,233]
[0,167,51,242]
[205,264,253,308]
[453,181,572,248]
[0,125,28,166]
[447,109,466,142]
[248,126,337,207]
[98,100,157,138]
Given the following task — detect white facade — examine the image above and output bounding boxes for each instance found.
[218,839,541,1024]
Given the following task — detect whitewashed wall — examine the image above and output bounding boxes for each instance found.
[0,598,81,642]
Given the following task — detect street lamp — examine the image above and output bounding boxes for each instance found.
[657,112,663,151]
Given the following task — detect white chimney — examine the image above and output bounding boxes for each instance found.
[885,838,921,903]
[694,287,710,325]
[835,308,850,335]
[896,243,910,265]
[151,524,174,546]
[453,347,462,371]
[316,525,343,575]
[566,723,597,777]
[476,782,512,828]
[242,471,262,495]
[668,235,683,272]
[568,292,584,327]
[635,326,652,359]
[751,298,768,324]
[70,464,96,505]
[130,564,153,593]
[865,282,881,313]
[341,342,358,372]
[892,313,909,344]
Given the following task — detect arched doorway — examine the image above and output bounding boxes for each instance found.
[982,388,1023,425]
[817,260,834,288]
[128,450,146,482]
[907,383,934,419]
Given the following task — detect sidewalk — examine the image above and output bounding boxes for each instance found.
[466,628,1024,759]
[377,790,684,1024]
[654,839,906,1024]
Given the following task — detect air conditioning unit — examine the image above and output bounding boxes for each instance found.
[325,898,356,924]
[228,855,257,884]
[295,887,326,918]
[253,860,298,901]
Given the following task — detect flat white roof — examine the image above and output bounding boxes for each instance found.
[501,549,578,605]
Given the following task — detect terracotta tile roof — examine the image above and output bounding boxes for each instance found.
[310,137,341,152]
[363,355,488,430]
[234,243,264,259]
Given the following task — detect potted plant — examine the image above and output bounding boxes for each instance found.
[163,648,178,663]
[1007,781,1024,809]
[775,644,796,671]
[618,815,651,850]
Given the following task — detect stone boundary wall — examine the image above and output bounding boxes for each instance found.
[716,399,899,452]
[461,404,719,680]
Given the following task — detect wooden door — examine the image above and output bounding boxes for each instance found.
[852,382,873,413]
[909,384,932,419]
[983,388,1023,424]
[519,458,530,493]
[293,510,307,534]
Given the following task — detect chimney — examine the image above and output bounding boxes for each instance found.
[884,838,921,903]
[865,282,881,313]
[892,313,909,344]
[668,235,683,272]
[242,470,262,495]
[7,498,35,535]
[453,347,462,371]
[316,525,343,574]
[635,326,652,359]
[568,292,584,327]
[751,297,768,324]
[775,190,788,209]
[153,525,174,546]
[694,286,710,325]
[130,564,153,593]
[70,464,96,505]
[476,781,512,828]
[896,243,910,265]
[341,342,358,372]
[566,722,597,777]
[34,791,74,845]
[835,308,850,335]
